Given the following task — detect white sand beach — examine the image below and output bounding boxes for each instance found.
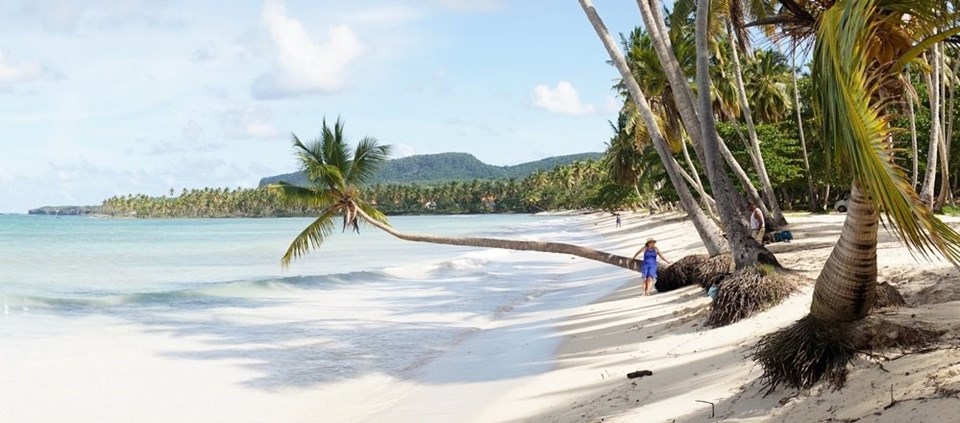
[372,211,960,422]
[475,211,960,423]
[3,212,958,423]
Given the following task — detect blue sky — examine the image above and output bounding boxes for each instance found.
[0,0,644,213]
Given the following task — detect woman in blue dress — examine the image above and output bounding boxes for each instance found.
[632,238,671,296]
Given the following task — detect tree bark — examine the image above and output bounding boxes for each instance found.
[727,21,787,226]
[791,42,819,211]
[920,48,942,208]
[580,0,727,256]
[695,0,771,268]
[907,68,919,188]
[809,183,878,322]
[356,208,645,272]
[938,51,957,206]
[638,0,773,226]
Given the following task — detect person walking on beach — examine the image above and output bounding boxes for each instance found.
[615,213,622,228]
[632,238,670,296]
[748,201,764,243]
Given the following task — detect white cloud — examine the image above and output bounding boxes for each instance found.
[252,0,369,99]
[20,0,182,33]
[532,81,597,116]
[219,106,281,140]
[391,143,416,159]
[0,50,44,83]
[427,0,505,13]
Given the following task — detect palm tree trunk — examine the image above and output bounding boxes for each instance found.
[680,137,706,194]
[727,21,787,226]
[634,0,708,165]
[637,0,773,227]
[719,132,770,218]
[938,52,958,206]
[580,0,727,256]
[809,183,877,322]
[791,42,819,211]
[907,68,919,188]
[355,207,645,272]
[679,138,719,216]
[695,0,771,269]
[921,48,942,207]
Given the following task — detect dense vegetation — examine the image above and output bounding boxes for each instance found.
[99,158,632,218]
[258,152,602,187]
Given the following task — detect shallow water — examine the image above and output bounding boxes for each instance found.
[0,214,601,386]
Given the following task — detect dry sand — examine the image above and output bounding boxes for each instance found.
[474,211,960,423]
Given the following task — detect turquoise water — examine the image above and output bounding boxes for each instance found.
[0,213,603,386]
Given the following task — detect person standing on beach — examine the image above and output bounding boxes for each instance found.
[615,213,621,228]
[748,201,764,243]
[632,238,670,296]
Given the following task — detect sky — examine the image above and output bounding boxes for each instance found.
[0,0,645,213]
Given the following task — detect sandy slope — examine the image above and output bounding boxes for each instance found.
[487,211,960,423]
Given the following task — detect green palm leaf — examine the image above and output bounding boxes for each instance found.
[346,136,391,186]
[268,182,336,209]
[281,206,338,268]
[815,0,960,265]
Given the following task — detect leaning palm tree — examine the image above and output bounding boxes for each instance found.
[753,0,960,391]
[270,118,650,271]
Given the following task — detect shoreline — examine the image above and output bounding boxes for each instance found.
[512,211,960,422]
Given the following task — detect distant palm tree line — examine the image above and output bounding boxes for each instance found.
[98,159,625,218]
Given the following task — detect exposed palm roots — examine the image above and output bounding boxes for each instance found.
[706,266,796,327]
[655,255,707,292]
[693,254,733,288]
[754,315,856,394]
[655,254,733,293]
[754,315,943,394]
[873,282,906,309]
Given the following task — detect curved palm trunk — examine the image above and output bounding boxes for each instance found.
[809,183,878,322]
[580,0,727,256]
[637,0,769,220]
[695,0,773,269]
[727,22,787,227]
[356,208,643,272]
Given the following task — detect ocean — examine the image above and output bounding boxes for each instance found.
[0,213,624,421]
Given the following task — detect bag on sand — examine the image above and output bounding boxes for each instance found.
[772,230,793,243]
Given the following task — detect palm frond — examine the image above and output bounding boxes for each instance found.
[268,182,337,209]
[280,206,338,268]
[321,117,351,173]
[815,0,960,266]
[346,136,391,185]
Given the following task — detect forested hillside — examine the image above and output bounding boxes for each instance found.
[258,152,602,187]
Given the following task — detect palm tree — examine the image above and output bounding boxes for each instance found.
[630,0,783,267]
[753,0,960,390]
[579,0,728,256]
[790,41,819,211]
[271,118,653,271]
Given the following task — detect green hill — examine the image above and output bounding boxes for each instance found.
[258,152,602,187]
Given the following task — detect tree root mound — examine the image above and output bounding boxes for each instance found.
[754,315,944,395]
[754,315,856,394]
[693,254,733,289]
[706,266,796,327]
[874,282,906,309]
[655,255,708,292]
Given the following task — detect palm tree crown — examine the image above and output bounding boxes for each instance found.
[270,118,391,267]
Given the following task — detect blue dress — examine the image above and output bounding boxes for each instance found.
[641,248,658,279]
